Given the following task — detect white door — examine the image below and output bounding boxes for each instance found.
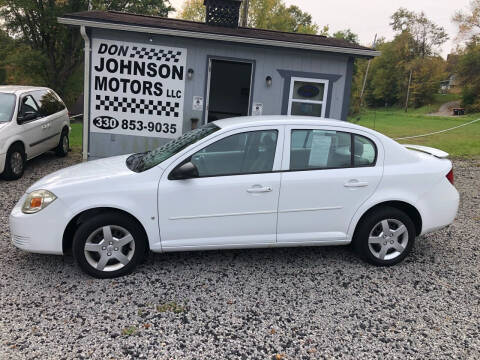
[158,126,284,249]
[32,89,67,149]
[277,126,383,243]
[17,94,52,159]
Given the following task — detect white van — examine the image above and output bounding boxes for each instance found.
[0,86,70,180]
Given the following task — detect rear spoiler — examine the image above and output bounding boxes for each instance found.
[403,144,449,159]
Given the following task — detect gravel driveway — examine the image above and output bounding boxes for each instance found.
[1,152,479,359]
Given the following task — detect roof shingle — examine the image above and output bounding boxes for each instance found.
[60,11,378,56]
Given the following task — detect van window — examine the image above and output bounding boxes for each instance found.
[0,93,16,123]
[32,90,65,116]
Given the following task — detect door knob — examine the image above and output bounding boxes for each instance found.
[247,185,272,193]
[344,180,368,188]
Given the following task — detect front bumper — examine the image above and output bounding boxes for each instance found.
[9,195,68,255]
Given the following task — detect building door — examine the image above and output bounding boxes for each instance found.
[205,59,253,123]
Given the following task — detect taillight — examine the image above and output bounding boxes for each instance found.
[446,169,454,185]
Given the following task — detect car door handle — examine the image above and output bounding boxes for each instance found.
[247,185,272,193]
[344,180,369,188]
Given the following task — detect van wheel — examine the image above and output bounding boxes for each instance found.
[72,212,147,278]
[55,129,69,157]
[2,144,26,180]
[353,206,415,266]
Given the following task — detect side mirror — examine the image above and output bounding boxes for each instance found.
[18,111,37,123]
[170,161,199,180]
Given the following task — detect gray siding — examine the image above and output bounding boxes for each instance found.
[88,28,350,159]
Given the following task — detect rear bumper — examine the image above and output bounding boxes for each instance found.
[417,178,459,235]
[9,195,67,255]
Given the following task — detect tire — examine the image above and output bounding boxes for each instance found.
[73,212,147,278]
[353,206,415,266]
[2,144,26,180]
[55,129,69,157]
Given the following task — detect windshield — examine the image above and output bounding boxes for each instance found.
[127,123,220,172]
[0,93,16,123]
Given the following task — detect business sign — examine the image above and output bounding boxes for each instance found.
[90,39,186,138]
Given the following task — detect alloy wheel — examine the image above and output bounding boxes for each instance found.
[368,219,409,261]
[62,135,69,153]
[84,225,135,272]
[10,152,23,175]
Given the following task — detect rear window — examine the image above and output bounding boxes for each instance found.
[0,93,16,123]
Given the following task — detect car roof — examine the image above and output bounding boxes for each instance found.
[213,115,371,132]
[0,85,50,95]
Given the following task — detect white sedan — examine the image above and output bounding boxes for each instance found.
[10,116,459,278]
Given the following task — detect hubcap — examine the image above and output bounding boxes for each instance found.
[10,152,23,175]
[62,136,69,153]
[84,225,135,272]
[368,219,408,261]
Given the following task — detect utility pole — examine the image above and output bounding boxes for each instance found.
[405,69,413,112]
[359,34,377,107]
[241,0,249,27]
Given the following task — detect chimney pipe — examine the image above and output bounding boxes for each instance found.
[204,0,243,28]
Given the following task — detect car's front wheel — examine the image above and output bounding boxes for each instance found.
[353,206,415,266]
[73,213,147,278]
[2,144,26,180]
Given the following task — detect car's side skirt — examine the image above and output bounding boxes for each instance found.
[155,239,351,253]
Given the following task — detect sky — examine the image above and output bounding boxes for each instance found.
[169,0,473,58]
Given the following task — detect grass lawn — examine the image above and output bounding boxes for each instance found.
[70,122,83,153]
[350,109,480,158]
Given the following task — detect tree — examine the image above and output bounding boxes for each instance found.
[91,0,174,16]
[453,0,480,111]
[359,30,446,109]
[457,40,480,112]
[333,29,359,44]
[179,0,321,34]
[391,8,448,58]
[0,0,174,104]
[453,0,480,42]
[179,0,205,22]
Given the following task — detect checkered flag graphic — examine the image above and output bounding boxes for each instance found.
[95,95,180,117]
[129,47,182,63]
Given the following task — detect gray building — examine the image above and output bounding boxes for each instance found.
[59,1,379,160]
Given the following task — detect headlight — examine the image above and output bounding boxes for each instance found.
[22,190,57,214]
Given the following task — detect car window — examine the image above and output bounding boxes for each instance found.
[0,93,16,123]
[290,130,352,170]
[19,95,39,119]
[354,135,377,166]
[290,130,378,170]
[32,90,65,116]
[191,130,278,177]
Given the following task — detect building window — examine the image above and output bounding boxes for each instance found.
[287,77,329,117]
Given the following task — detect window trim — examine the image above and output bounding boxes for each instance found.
[288,129,378,171]
[168,128,281,180]
[287,77,329,118]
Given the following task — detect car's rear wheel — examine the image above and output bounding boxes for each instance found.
[353,206,415,266]
[2,144,26,180]
[55,129,69,157]
[72,212,147,278]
